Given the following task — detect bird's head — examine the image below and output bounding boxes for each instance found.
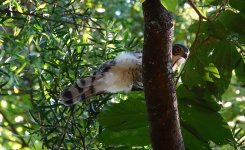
[172,44,189,71]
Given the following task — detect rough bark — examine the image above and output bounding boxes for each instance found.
[142,0,185,149]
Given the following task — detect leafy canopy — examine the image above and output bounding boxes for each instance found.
[0,0,244,149]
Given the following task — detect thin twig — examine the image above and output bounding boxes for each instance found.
[175,17,202,85]
[187,0,209,20]
[0,9,104,30]
[214,0,228,18]
[190,18,202,54]
[175,0,207,85]
[74,124,86,149]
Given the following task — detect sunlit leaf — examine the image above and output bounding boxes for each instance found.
[0,0,244,149]
[2,0,11,5]
[14,1,23,13]
[205,63,220,79]
[28,35,34,44]
[229,0,245,13]
[13,27,21,37]
[182,41,241,99]
[35,3,47,11]
[15,63,27,75]
[160,0,178,13]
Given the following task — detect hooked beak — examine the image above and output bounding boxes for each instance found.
[183,53,188,59]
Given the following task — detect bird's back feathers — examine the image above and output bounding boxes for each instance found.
[61,51,142,105]
[61,45,189,106]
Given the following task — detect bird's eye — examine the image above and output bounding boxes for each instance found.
[175,47,181,52]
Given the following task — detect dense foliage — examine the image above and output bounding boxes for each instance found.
[0,0,244,149]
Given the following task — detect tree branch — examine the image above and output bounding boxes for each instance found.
[213,0,228,18]
[0,9,104,30]
[176,0,208,85]
[142,0,184,149]
[187,0,209,20]
[175,18,202,85]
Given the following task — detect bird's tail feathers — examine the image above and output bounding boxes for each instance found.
[60,74,104,106]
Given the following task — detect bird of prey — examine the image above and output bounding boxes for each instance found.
[60,44,189,106]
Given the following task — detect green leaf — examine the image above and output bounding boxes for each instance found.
[98,127,150,146]
[177,86,235,147]
[189,21,210,33]
[0,68,10,88]
[206,0,222,5]
[182,42,214,89]
[98,89,233,148]
[14,1,23,13]
[177,85,221,112]
[181,127,210,150]
[28,35,34,44]
[2,0,11,6]
[179,98,234,146]
[235,59,245,83]
[98,92,149,146]
[211,42,242,96]
[229,0,245,13]
[218,10,245,35]
[35,3,47,11]
[189,21,228,40]
[182,41,241,98]
[160,0,178,13]
[97,93,147,131]
[15,62,27,75]
[204,63,220,82]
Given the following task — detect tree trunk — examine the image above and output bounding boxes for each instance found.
[142,0,185,149]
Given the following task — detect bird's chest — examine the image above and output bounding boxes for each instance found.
[128,64,142,82]
[111,64,142,84]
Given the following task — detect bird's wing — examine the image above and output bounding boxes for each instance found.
[93,60,116,75]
